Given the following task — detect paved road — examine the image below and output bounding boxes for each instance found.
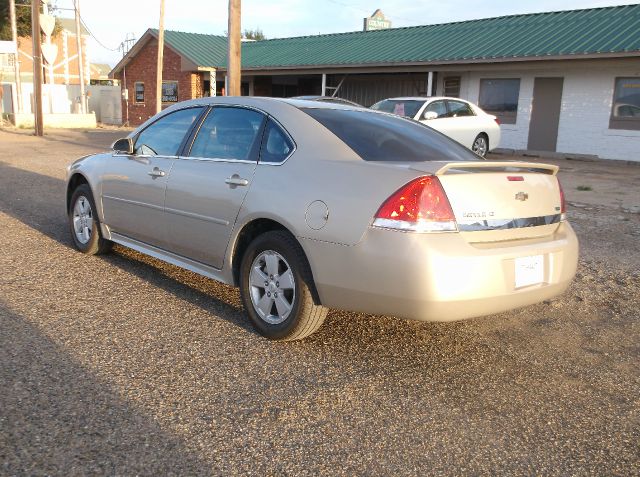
[1,129,638,475]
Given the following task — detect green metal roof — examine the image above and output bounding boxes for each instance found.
[162,30,228,68]
[160,4,640,70]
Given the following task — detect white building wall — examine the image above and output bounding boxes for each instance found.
[557,69,640,161]
[453,60,640,161]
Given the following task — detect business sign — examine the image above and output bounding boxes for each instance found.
[364,9,392,31]
[162,81,178,102]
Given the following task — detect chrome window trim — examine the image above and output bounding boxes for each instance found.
[176,155,256,164]
[112,153,179,159]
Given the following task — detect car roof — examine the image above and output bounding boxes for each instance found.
[379,96,468,102]
[162,95,360,111]
[130,96,366,136]
[292,95,362,106]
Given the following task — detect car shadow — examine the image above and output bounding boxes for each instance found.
[0,161,511,352]
[0,301,211,475]
[0,161,252,335]
[0,160,490,349]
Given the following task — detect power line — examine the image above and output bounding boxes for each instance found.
[50,1,121,51]
[78,15,120,51]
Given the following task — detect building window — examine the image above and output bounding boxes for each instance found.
[479,78,520,124]
[134,82,144,103]
[162,81,179,103]
[443,76,461,97]
[610,77,640,131]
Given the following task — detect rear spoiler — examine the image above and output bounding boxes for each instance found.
[434,161,559,176]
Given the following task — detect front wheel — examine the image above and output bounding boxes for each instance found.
[68,184,112,255]
[239,231,327,340]
[472,134,489,158]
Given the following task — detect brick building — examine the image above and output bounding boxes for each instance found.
[111,30,224,125]
[110,5,640,160]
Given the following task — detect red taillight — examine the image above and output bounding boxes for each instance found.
[373,176,457,232]
[494,117,501,126]
[557,178,567,217]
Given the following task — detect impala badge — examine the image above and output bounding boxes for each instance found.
[515,192,529,201]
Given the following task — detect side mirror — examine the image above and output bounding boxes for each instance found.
[423,111,438,120]
[112,138,133,154]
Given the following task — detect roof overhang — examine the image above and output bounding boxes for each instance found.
[109,29,217,78]
[110,29,639,79]
[228,50,640,76]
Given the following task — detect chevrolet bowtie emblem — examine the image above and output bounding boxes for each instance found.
[515,192,529,201]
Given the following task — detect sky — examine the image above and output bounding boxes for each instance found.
[50,0,637,67]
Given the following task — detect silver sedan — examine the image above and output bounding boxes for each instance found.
[66,97,578,340]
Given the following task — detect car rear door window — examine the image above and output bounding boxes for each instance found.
[303,108,479,162]
[189,107,265,161]
[424,100,448,118]
[134,107,204,156]
[446,100,475,117]
[259,119,295,164]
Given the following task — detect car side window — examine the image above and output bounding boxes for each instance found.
[424,101,448,118]
[134,107,204,156]
[259,119,294,164]
[446,100,475,118]
[189,107,265,161]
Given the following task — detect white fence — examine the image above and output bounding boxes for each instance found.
[0,82,122,125]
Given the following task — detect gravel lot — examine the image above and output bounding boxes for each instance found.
[1,128,638,475]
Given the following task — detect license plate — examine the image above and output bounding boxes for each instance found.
[515,255,544,288]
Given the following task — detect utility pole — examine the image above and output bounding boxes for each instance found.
[31,0,44,136]
[227,0,241,96]
[156,0,165,114]
[9,0,23,113]
[74,0,86,113]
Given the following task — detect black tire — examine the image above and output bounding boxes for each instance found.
[239,230,327,341]
[472,133,489,158]
[68,184,112,255]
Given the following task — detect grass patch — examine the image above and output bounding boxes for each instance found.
[576,185,593,191]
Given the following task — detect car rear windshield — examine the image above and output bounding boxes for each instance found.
[302,108,480,162]
[370,99,425,118]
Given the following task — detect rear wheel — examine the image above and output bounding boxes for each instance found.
[68,184,112,255]
[239,230,327,340]
[472,133,489,157]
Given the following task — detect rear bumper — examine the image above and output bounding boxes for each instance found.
[302,222,578,322]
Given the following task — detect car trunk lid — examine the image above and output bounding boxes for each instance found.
[411,161,563,242]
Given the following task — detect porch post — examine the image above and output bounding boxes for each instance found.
[321,73,326,96]
[427,71,434,97]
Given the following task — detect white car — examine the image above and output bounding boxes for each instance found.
[371,97,501,157]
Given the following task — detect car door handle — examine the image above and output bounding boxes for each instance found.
[225,176,249,186]
[148,167,166,178]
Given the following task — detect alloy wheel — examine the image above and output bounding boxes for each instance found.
[473,136,488,157]
[249,250,296,324]
[72,195,93,244]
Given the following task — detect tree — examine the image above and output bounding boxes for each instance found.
[0,0,61,41]
[242,28,265,41]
